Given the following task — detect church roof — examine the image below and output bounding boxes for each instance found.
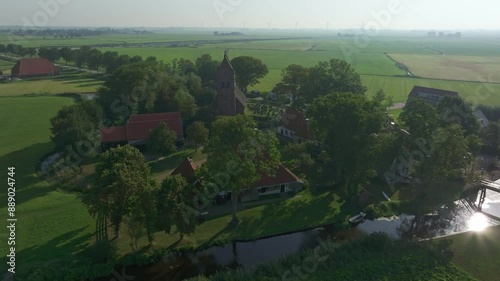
[220,53,234,71]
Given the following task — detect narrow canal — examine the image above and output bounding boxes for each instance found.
[98,191,500,281]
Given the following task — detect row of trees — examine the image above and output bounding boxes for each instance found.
[0,43,37,57]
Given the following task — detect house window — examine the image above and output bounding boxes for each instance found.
[259,187,268,193]
[221,82,225,88]
[280,128,283,135]
[280,184,285,193]
[226,82,231,88]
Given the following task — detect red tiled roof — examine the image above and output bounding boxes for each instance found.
[408,86,458,99]
[11,58,58,77]
[100,112,183,143]
[100,126,127,143]
[280,107,311,140]
[252,165,302,188]
[170,158,198,182]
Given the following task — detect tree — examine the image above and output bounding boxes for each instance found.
[50,100,103,154]
[299,59,366,107]
[437,96,479,136]
[202,115,280,223]
[102,51,119,72]
[275,64,309,107]
[147,123,177,156]
[130,55,143,64]
[59,47,75,65]
[230,56,269,93]
[307,92,386,195]
[399,98,440,139]
[195,54,218,85]
[82,145,153,238]
[413,124,470,187]
[87,48,103,74]
[172,89,198,118]
[156,175,197,239]
[481,121,500,154]
[0,44,6,53]
[173,58,197,75]
[186,121,209,151]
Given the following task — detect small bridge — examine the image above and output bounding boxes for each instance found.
[462,180,500,222]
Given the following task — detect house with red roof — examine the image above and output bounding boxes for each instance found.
[11,58,59,78]
[170,157,303,203]
[276,107,312,143]
[100,112,184,151]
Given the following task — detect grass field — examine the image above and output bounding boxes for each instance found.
[0,96,97,269]
[389,53,500,83]
[0,71,102,97]
[435,225,500,281]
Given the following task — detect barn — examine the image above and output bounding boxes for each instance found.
[11,58,59,78]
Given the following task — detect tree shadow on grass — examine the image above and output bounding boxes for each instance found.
[0,142,55,203]
[7,226,93,271]
[235,191,360,239]
[77,81,104,88]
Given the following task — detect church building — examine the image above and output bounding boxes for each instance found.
[216,52,246,116]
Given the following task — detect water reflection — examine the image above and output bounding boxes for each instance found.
[99,193,500,281]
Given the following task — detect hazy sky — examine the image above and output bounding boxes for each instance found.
[1,0,499,30]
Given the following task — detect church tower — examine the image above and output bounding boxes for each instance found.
[216,51,246,116]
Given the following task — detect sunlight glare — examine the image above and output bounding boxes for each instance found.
[468,213,489,232]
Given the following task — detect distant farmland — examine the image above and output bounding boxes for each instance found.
[389,54,500,83]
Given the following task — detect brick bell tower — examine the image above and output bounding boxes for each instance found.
[216,50,246,116]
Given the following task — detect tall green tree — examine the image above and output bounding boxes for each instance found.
[156,175,197,239]
[59,47,75,65]
[50,100,103,153]
[147,123,177,157]
[437,96,479,136]
[482,121,500,154]
[83,145,153,238]
[186,121,209,151]
[230,56,269,93]
[87,48,103,74]
[399,98,440,139]
[307,92,386,195]
[202,115,280,223]
[195,54,218,85]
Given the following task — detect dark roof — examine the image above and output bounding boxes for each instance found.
[11,58,58,77]
[100,112,183,143]
[219,53,234,71]
[252,165,302,188]
[280,107,311,140]
[170,158,198,182]
[235,87,246,108]
[408,86,459,99]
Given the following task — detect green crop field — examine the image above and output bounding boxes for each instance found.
[0,71,103,97]
[389,53,500,83]
[0,96,97,268]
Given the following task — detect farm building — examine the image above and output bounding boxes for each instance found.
[216,52,246,116]
[276,107,312,143]
[170,158,303,203]
[407,86,459,106]
[100,112,184,151]
[11,58,59,78]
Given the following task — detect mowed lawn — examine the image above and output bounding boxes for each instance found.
[0,96,96,269]
[0,72,103,97]
[389,53,500,83]
[433,225,500,281]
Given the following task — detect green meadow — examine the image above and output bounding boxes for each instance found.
[0,70,102,97]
